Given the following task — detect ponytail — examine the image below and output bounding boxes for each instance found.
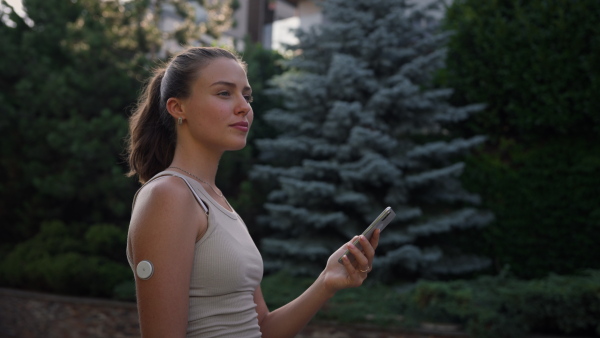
[126,67,176,183]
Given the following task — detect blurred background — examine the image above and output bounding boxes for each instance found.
[0,0,599,337]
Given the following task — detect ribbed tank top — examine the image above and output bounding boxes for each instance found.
[127,171,264,337]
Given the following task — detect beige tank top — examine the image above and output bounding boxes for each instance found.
[127,171,264,338]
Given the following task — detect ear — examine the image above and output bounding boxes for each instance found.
[166,97,184,120]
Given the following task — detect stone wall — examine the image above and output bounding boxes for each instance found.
[0,288,140,338]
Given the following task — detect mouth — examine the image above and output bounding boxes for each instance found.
[230,121,249,132]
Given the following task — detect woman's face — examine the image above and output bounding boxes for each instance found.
[180,57,253,152]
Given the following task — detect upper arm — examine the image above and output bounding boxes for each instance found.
[128,177,207,337]
[254,285,270,326]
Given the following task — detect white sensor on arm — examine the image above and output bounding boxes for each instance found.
[136,260,154,280]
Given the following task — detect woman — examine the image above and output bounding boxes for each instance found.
[125,46,380,338]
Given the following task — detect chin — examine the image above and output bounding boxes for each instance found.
[226,141,248,151]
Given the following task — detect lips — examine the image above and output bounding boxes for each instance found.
[230,121,249,132]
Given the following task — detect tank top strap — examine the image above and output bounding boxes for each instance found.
[132,171,209,215]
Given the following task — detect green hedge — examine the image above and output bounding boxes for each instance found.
[0,221,132,299]
[443,0,600,278]
[462,139,600,278]
[397,270,600,337]
[444,0,600,139]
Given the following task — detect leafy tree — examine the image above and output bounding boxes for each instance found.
[252,0,492,280]
[0,0,236,297]
[444,0,600,278]
[0,0,152,249]
[199,0,237,38]
[151,0,237,51]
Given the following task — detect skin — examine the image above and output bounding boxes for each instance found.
[128,57,380,338]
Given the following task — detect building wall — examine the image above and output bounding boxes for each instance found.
[296,1,322,32]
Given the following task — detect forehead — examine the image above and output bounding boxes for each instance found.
[195,57,249,87]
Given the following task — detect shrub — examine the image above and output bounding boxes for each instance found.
[444,0,600,139]
[0,221,131,298]
[396,270,600,337]
[443,0,600,278]
[261,270,402,327]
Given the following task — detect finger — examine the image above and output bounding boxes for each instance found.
[346,240,370,271]
[340,252,357,275]
[341,255,367,287]
[358,235,375,261]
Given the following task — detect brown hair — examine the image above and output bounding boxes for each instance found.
[126,47,245,183]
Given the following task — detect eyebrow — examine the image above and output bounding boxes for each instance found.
[209,81,252,92]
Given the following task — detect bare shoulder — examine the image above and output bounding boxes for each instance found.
[135,176,193,208]
[128,176,206,261]
[131,176,196,223]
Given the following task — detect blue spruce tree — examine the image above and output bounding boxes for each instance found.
[251,0,493,280]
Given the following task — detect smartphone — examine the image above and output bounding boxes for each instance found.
[338,206,396,264]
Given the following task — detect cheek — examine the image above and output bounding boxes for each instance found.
[218,110,229,121]
[211,106,229,122]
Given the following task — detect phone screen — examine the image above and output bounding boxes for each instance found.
[338,207,395,264]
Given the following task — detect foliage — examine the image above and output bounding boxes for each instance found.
[0,221,131,298]
[261,270,402,327]
[261,270,314,310]
[463,139,600,278]
[199,0,237,38]
[0,0,153,250]
[444,0,600,278]
[396,270,600,337]
[152,0,236,48]
[251,0,492,280]
[260,269,600,335]
[444,0,600,140]
[0,0,235,297]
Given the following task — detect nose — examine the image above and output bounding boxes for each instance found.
[235,95,252,116]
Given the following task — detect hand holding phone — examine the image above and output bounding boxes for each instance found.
[338,206,395,264]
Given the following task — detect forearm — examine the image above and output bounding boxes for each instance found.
[259,273,335,338]
[258,233,380,337]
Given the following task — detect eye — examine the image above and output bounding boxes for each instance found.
[244,95,254,103]
[218,91,231,97]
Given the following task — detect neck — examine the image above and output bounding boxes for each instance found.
[169,144,222,185]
